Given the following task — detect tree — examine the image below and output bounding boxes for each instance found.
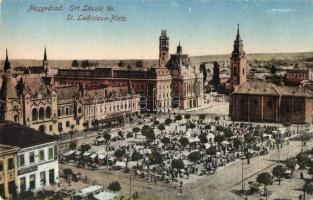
[131,151,142,161]
[188,151,201,164]
[214,134,225,144]
[118,131,124,138]
[270,65,277,74]
[135,60,143,68]
[148,151,162,165]
[81,60,91,68]
[171,159,185,169]
[80,144,91,153]
[175,115,182,121]
[118,60,125,68]
[223,128,233,139]
[72,60,79,67]
[179,137,189,148]
[214,116,220,121]
[199,114,206,121]
[165,118,172,126]
[272,165,285,185]
[256,172,273,196]
[212,61,220,87]
[103,132,111,143]
[133,127,140,138]
[206,146,216,156]
[108,181,121,192]
[69,142,77,150]
[143,128,155,142]
[296,152,309,169]
[198,133,208,144]
[285,158,297,172]
[158,124,165,132]
[153,120,159,127]
[233,138,242,150]
[184,114,191,120]
[161,137,170,144]
[114,149,125,161]
[304,182,313,197]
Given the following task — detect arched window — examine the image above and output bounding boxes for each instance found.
[46,107,51,118]
[32,108,38,121]
[39,107,45,120]
[14,115,19,122]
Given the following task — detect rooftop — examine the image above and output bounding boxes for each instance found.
[0,121,56,148]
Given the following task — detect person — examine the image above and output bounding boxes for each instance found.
[300,171,304,179]
[299,193,302,200]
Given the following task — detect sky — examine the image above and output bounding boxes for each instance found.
[1,0,313,60]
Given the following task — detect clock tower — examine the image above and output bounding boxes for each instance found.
[159,30,169,67]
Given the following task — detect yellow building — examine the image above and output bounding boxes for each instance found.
[0,145,19,200]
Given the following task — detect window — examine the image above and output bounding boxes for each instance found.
[0,161,3,172]
[20,177,26,192]
[39,107,45,120]
[39,150,45,161]
[48,148,54,160]
[18,154,25,167]
[32,108,38,121]
[40,171,46,185]
[29,174,36,190]
[29,152,35,164]
[58,122,62,130]
[46,107,51,118]
[58,109,61,117]
[66,108,69,115]
[8,158,14,170]
[49,125,53,132]
[66,121,70,127]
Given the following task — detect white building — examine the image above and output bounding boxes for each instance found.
[0,122,58,193]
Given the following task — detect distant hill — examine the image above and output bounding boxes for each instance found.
[1,51,313,69]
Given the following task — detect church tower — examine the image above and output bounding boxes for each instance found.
[159,30,169,67]
[43,47,48,75]
[0,49,23,123]
[230,24,246,92]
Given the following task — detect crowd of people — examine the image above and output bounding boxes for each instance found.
[60,114,292,186]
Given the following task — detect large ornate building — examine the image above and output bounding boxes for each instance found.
[55,30,204,112]
[229,25,313,124]
[0,50,140,135]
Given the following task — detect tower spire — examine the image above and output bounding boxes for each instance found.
[44,46,47,61]
[4,48,10,72]
[43,47,48,75]
[237,23,239,35]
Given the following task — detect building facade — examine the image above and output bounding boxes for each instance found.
[0,145,19,200]
[229,25,313,124]
[0,50,140,135]
[55,30,204,112]
[0,122,58,194]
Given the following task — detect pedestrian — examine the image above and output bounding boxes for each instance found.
[300,171,304,179]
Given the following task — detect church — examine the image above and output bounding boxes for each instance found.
[229,25,313,124]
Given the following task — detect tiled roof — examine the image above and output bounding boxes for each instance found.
[234,81,313,97]
[55,86,79,100]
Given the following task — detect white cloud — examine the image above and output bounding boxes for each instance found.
[188,7,192,12]
[267,8,294,14]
